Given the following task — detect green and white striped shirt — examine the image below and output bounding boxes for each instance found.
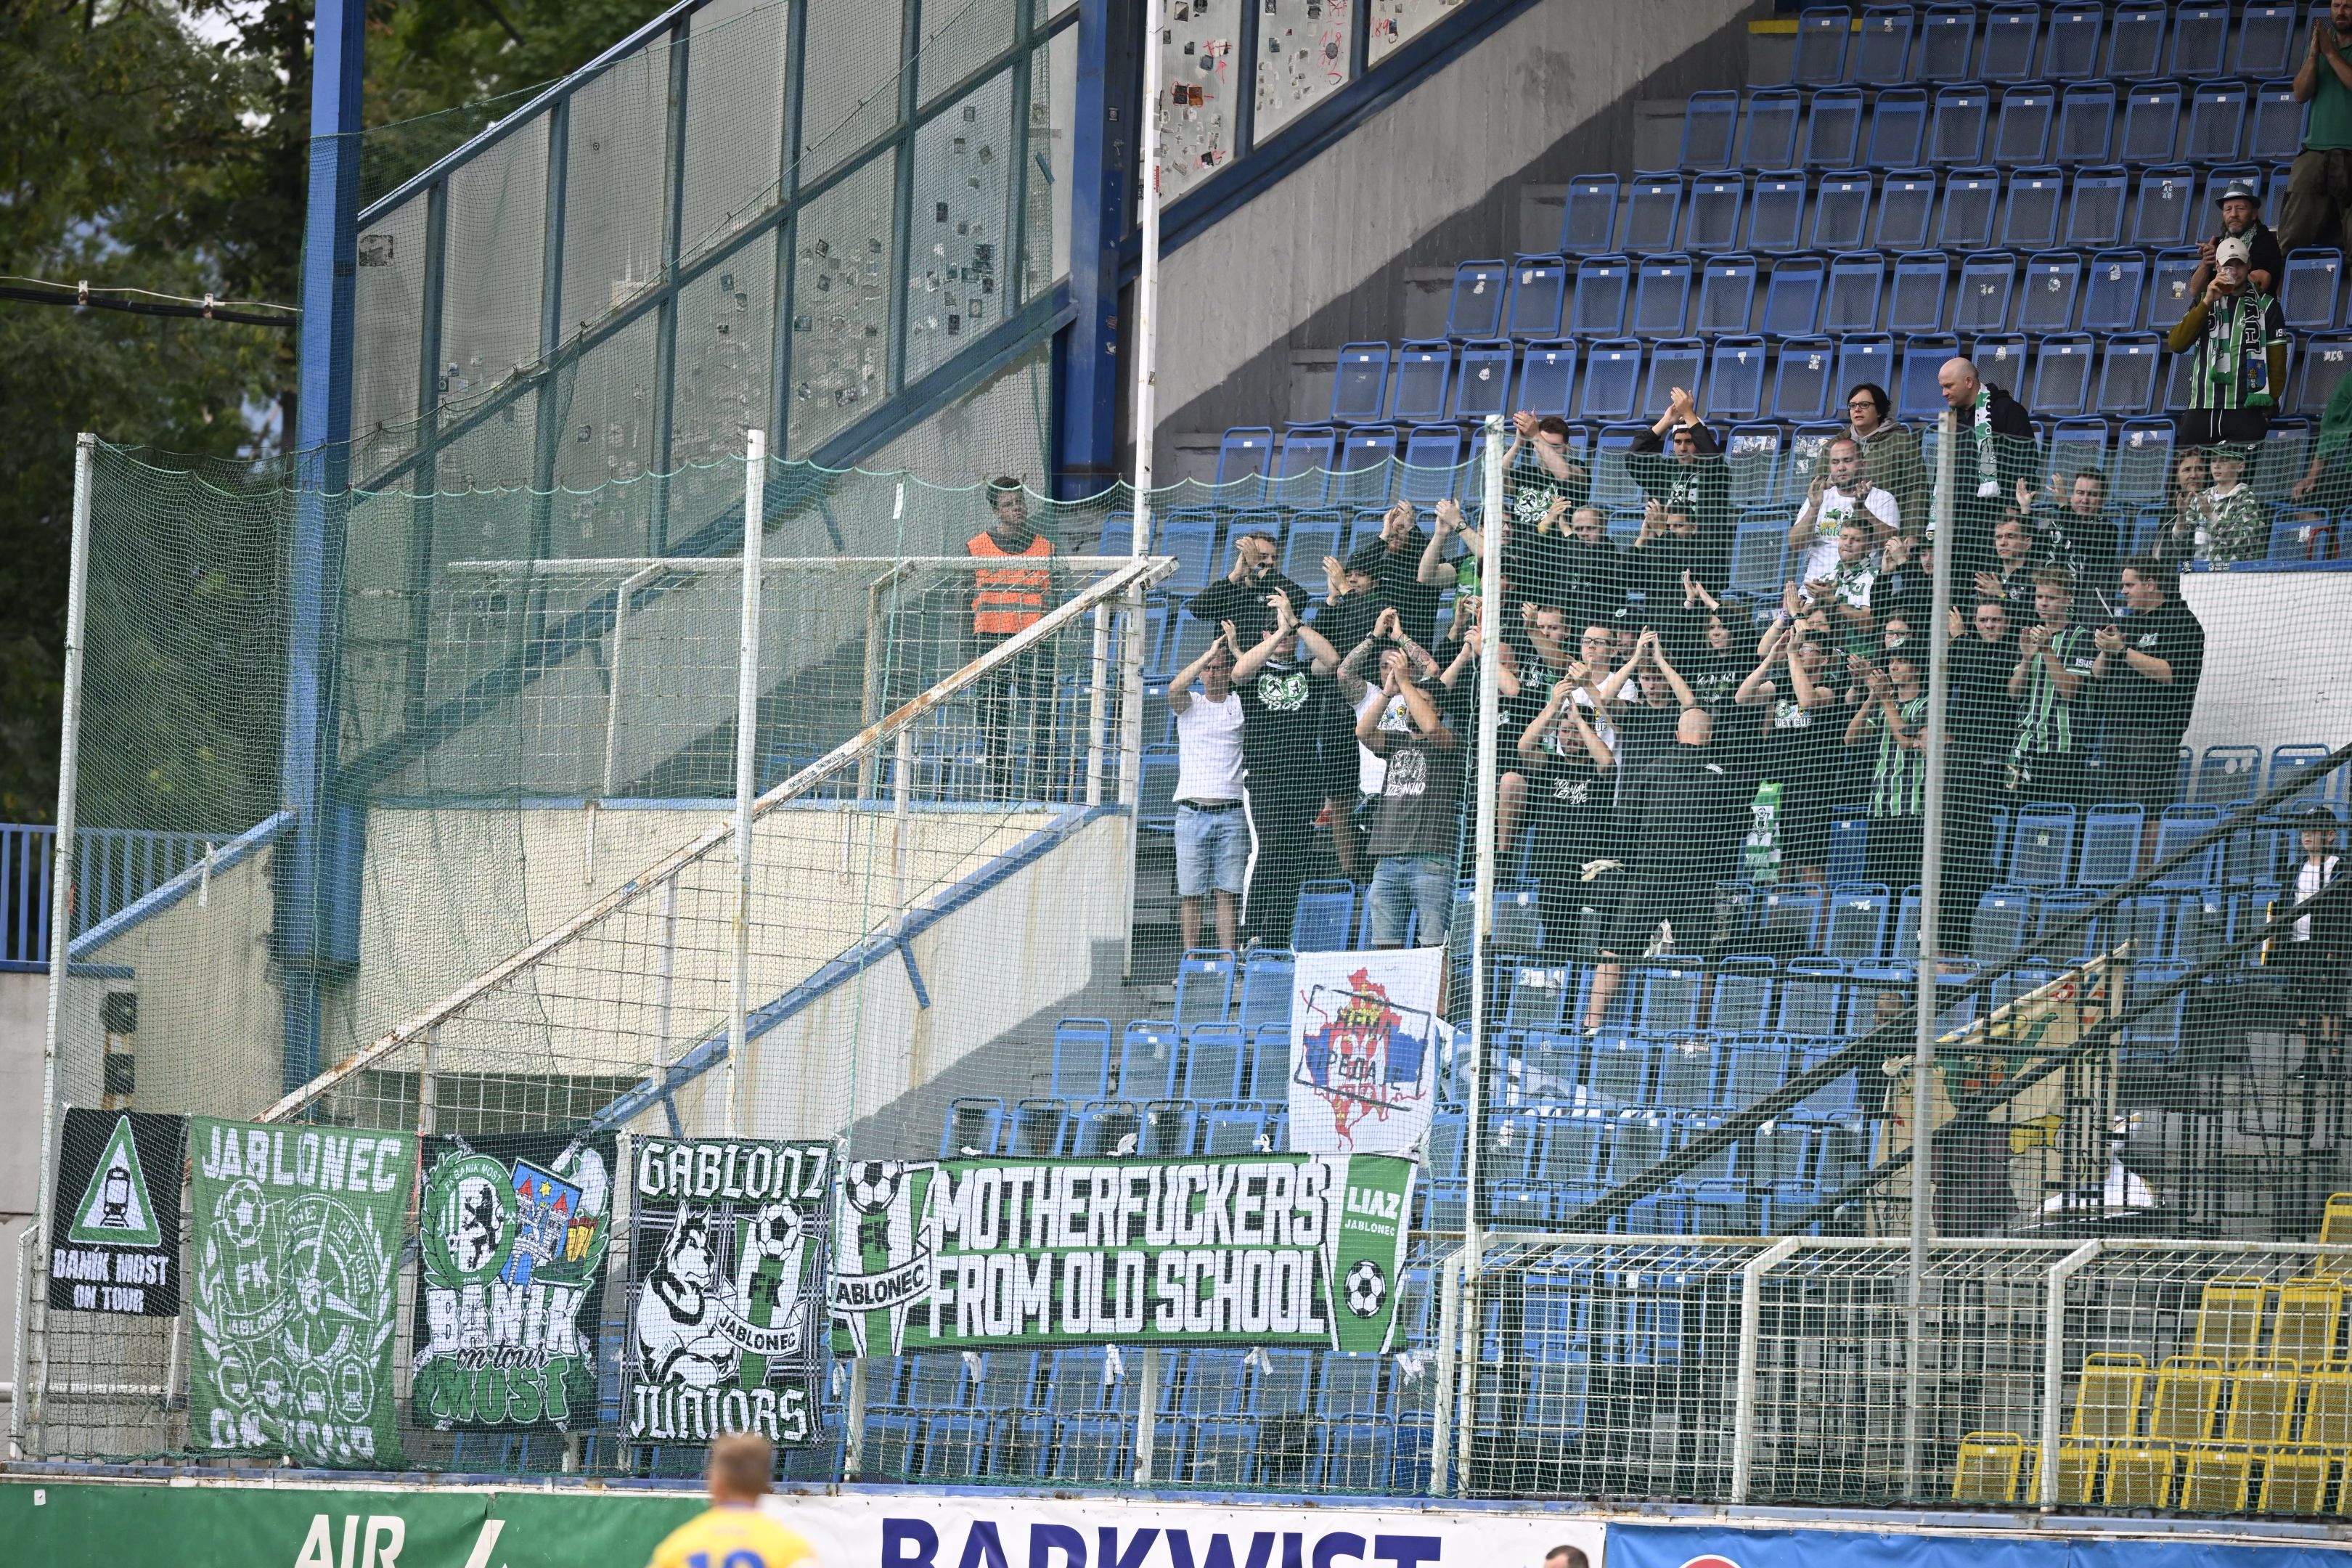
[1870,694,1930,819]
[2012,625,2097,759]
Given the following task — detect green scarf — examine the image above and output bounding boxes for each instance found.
[1972,386,2001,499]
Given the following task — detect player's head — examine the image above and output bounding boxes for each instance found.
[1544,1547,1590,1568]
[709,1432,775,1502]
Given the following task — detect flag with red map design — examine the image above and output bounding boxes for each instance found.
[1287,947,1443,1155]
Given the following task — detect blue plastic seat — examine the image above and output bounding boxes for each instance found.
[1281,510,1339,584]
[2297,332,2352,415]
[1051,1018,1113,1101]
[1918,4,1977,82]
[1632,254,1694,338]
[1824,250,1887,332]
[2147,244,2201,331]
[940,1096,1005,1158]
[2082,248,2147,333]
[1331,427,1397,506]
[1215,430,1274,502]
[2030,335,2094,418]
[1572,255,1632,338]
[1454,341,1514,420]
[1681,92,1739,172]
[1730,513,1792,590]
[1399,426,1462,503]
[1805,89,1864,171]
[1745,174,1805,255]
[1992,81,2055,166]
[2120,83,2182,165]
[1929,83,1989,165]
[1810,171,1873,252]
[2001,168,2064,251]
[1561,174,1620,256]
[1789,5,1850,84]
[1835,334,1892,404]
[2097,334,2163,418]
[1273,426,1336,507]
[1854,6,1914,85]
[2250,82,2304,165]
[1506,256,1568,338]
[1236,949,1293,1029]
[2060,166,2128,250]
[1826,883,1894,961]
[1182,1021,1247,1101]
[1685,173,1746,254]
[2285,251,2344,332]
[1156,510,1221,595]
[1391,341,1453,422]
[1706,336,1768,422]
[1938,168,2001,251]
[2078,804,2146,888]
[2168,2,2231,77]
[2009,806,2078,888]
[2186,81,2249,165]
[1579,339,1643,422]
[1173,948,1236,1029]
[1291,878,1355,952]
[1896,333,1957,422]
[2237,5,2300,77]
[1889,251,1950,333]
[2106,0,2168,80]
[1721,424,1780,508]
[1696,254,1759,334]
[2131,167,2197,250]
[1445,261,1508,339]
[1623,175,1685,255]
[1973,333,2028,396]
[2112,417,2175,504]
[1866,89,1930,168]
[1776,959,1847,1037]
[1771,335,1837,422]
[2057,82,2117,164]
[1331,343,1390,422]
[1985,2,2041,80]
[2018,252,2082,334]
[1516,340,1577,416]
[1873,168,1937,250]
[1761,254,1825,335]
[1952,250,2014,334]
[2034,1,2099,78]
[1739,89,1804,171]
[1138,745,1179,830]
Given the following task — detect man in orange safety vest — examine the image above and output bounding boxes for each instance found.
[965,478,1058,799]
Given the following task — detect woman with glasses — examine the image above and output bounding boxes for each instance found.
[1843,382,1928,534]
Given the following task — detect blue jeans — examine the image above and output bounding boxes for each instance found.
[1175,804,1249,897]
[1368,855,1453,946]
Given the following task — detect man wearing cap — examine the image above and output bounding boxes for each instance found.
[2191,181,2284,301]
[2165,234,2287,449]
[2284,0,2352,254]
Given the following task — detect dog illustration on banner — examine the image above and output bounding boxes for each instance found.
[634,1201,811,1388]
[1289,948,1443,1156]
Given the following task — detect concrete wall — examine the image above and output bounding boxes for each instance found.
[1150,0,1758,445]
[2180,571,2352,758]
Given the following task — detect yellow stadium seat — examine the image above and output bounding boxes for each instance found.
[2104,1445,2177,1508]
[2224,1360,2303,1447]
[2149,1356,2228,1445]
[2193,1278,2273,1365]
[2054,1442,2102,1506]
[2070,1352,2148,1441]
[2315,1195,2352,1277]
[2179,1447,2254,1512]
[2258,1446,2333,1514]
[1953,1432,2027,1503]
[2272,1280,2345,1370]
[2303,1370,2352,1447]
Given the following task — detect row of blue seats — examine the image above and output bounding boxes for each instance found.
[865,1344,1421,1420]
[1672,79,2298,178]
[1762,3,2309,92]
[1311,324,2343,431]
[1474,1107,1874,1232]
[859,1408,1429,1492]
[1430,244,2347,347]
[1564,162,2281,260]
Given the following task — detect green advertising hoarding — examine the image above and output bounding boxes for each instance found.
[0,1479,699,1568]
[829,1153,1416,1357]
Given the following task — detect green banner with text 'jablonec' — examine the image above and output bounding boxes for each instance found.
[828,1154,1416,1357]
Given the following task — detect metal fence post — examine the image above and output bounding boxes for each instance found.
[1134,1347,1161,1484]
[2038,1239,2103,1506]
[1731,1235,1802,1503]
[727,430,767,1138]
[843,1355,869,1479]
[1429,1246,1466,1495]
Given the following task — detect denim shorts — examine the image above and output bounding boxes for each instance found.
[1175,803,1250,897]
[1368,854,1454,946]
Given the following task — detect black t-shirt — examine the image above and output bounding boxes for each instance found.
[2103,597,2206,742]
[1190,572,1312,636]
[2033,507,2120,603]
[1553,538,1625,626]
[1761,694,1842,804]
[1629,743,1746,883]
[1366,731,1462,861]
[1237,660,1332,799]
[1613,701,1683,799]
[1623,534,1699,613]
[1528,745,1619,870]
[1360,534,1442,646]
[1949,632,2018,754]
[1500,531,1569,609]
[1310,591,1381,657]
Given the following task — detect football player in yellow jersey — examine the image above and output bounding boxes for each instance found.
[647,1433,818,1568]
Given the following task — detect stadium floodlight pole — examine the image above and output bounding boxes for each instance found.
[1904,405,1961,1497]
[27,433,95,1453]
[1119,0,1165,982]
[727,429,768,1138]
[1465,415,1506,1283]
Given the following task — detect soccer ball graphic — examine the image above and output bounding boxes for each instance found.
[845,1161,901,1214]
[1342,1257,1388,1319]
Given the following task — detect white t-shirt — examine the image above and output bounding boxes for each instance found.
[1800,483,1900,584]
[1355,687,1413,795]
[2294,855,2340,943]
[1172,690,1245,803]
